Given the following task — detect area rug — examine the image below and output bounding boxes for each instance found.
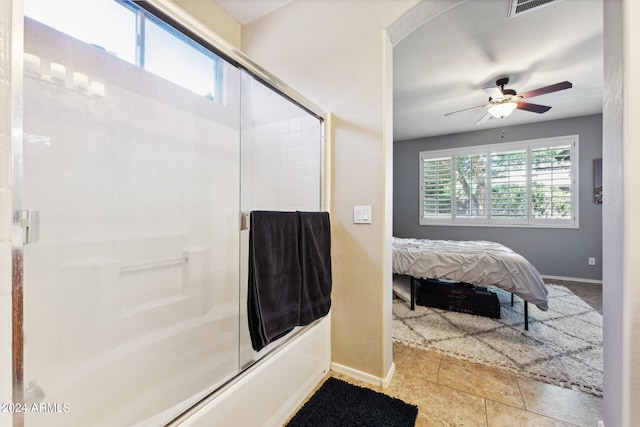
[286,377,418,427]
[393,284,603,396]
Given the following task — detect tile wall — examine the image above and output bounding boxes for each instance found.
[248,116,322,211]
[240,73,323,213]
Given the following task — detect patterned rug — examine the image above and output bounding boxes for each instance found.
[393,284,603,396]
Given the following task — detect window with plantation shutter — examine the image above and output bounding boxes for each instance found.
[421,154,453,220]
[455,151,487,220]
[490,147,527,222]
[419,135,578,228]
[530,141,574,223]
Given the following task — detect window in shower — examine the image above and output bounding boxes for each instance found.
[24,0,223,101]
[144,16,222,100]
[24,0,137,63]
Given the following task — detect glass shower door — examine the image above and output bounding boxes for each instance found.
[21,2,242,425]
[239,70,324,367]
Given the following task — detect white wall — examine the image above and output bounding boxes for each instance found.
[171,0,241,49]
[625,1,640,420]
[603,1,640,425]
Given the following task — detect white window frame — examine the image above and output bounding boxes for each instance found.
[419,135,579,228]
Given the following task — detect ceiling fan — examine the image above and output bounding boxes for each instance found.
[444,77,573,125]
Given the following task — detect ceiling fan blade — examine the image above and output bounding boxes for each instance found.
[519,81,572,99]
[444,104,487,117]
[475,112,492,125]
[516,102,552,114]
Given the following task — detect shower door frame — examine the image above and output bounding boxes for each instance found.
[10,0,327,426]
[10,1,26,427]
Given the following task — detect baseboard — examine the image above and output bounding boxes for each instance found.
[541,275,602,285]
[330,361,396,388]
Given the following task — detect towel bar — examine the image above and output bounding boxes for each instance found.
[120,256,188,274]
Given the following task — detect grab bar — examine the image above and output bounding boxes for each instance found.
[120,256,188,274]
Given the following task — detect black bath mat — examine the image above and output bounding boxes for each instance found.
[286,377,418,427]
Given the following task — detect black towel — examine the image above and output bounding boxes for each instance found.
[297,211,332,325]
[248,211,302,351]
[248,210,332,352]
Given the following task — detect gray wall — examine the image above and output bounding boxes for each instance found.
[393,114,603,281]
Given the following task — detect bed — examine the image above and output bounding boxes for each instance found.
[392,237,549,329]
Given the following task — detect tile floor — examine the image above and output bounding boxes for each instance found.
[289,281,604,426]
[291,342,603,426]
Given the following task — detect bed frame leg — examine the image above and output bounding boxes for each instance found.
[524,301,529,331]
[410,276,416,311]
[511,293,514,306]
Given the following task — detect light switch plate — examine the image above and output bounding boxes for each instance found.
[353,206,372,224]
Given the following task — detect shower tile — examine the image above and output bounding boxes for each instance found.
[96,288,120,314]
[283,145,314,164]
[0,295,9,350]
[302,127,320,142]
[58,263,98,294]
[276,120,289,136]
[0,242,9,296]
[285,159,317,178]
[290,117,302,133]
[62,291,97,317]
[0,349,10,402]
[0,146,8,191]
[283,174,312,193]
[0,188,9,240]
[95,262,120,290]
[302,116,318,130]
[61,313,95,341]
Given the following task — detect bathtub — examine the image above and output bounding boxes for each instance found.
[24,303,241,427]
[171,316,331,427]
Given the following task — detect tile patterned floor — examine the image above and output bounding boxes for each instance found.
[290,342,603,426]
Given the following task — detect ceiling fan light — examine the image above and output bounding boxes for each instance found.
[488,102,518,118]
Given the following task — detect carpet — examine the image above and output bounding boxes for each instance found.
[393,284,603,396]
[286,377,418,427]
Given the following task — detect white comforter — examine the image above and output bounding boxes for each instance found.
[392,237,549,311]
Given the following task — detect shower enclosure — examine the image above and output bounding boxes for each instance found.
[14,1,325,425]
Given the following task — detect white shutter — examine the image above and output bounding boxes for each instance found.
[455,151,487,220]
[490,147,527,222]
[421,154,453,221]
[530,143,573,222]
